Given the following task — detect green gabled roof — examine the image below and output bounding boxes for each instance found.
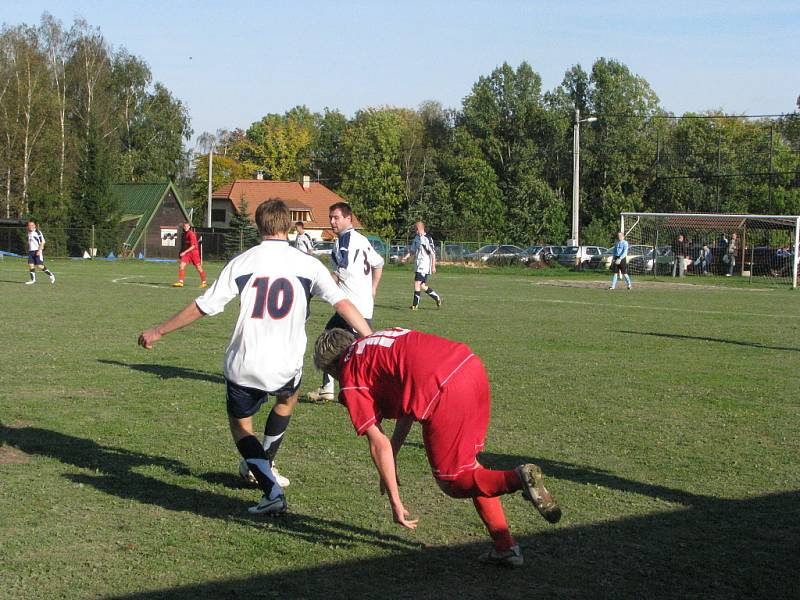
[113,181,189,250]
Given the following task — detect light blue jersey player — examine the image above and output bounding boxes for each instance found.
[25,219,55,285]
[403,221,442,310]
[609,231,632,290]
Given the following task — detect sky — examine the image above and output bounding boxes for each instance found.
[4,0,798,147]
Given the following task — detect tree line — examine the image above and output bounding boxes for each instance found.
[193,61,799,244]
[0,14,191,250]
[2,14,797,249]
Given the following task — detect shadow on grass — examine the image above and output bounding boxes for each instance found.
[480,453,706,507]
[98,359,225,384]
[617,330,800,353]
[0,424,418,552]
[0,279,28,285]
[107,490,799,599]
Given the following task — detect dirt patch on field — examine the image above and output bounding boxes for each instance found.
[530,279,775,292]
[0,444,30,464]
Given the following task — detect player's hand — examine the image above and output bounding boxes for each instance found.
[391,503,418,530]
[138,327,161,349]
[432,265,436,274]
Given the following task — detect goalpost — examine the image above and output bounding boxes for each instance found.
[620,212,800,289]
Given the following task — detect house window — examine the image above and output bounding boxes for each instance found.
[211,209,227,223]
[290,210,311,222]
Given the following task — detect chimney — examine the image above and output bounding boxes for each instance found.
[302,175,311,190]
[255,171,264,180]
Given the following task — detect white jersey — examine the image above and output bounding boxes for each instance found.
[28,229,45,252]
[295,232,313,254]
[330,228,384,319]
[410,233,436,275]
[195,240,346,392]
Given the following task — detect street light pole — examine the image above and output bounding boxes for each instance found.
[571,108,597,246]
[206,146,213,228]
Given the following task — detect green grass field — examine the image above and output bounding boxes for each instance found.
[1,258,798,599]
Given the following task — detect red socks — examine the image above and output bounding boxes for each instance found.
[448,466,522,498]
[473,496,515,551]
[178,266,185,280]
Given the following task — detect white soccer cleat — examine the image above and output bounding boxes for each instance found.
[248,493,287,515]
[25,280,35,285]
[307,387,335,402]
[271,463,291,488]
[49,273,55,284]
[478,544,523,568]
[239,458,291,488]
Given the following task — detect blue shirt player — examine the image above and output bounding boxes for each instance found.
[609,231,632,290]
[25,219,55,285]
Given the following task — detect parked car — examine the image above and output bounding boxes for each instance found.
[466,244,527,263]
[524,245,564,263]
[389,245,408,263]
[442,244,470,261]
[598,244,652,269]
[311,241,334,258]
[557,246,607,268]
[366,235,388,259]
[627,246,675,274]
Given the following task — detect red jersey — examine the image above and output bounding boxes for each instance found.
[338,328,476,435]
[182,229,199,254]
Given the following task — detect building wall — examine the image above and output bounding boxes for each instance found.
[140,190,188,258]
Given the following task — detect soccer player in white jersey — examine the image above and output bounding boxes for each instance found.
[307,202,384,402]
[25,219,55,284]
[402,221,441,310]
[294,221,313,254]
[138,200,372,515]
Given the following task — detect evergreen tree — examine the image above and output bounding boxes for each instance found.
[69,119,120,255]
[224,197,259,258]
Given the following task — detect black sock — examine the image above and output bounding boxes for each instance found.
[43,268,53,276]
[263,409,291,461]
[413,291,421,306]
[425,287,440,301]
[28,268,35,281]
[236,435,277,497]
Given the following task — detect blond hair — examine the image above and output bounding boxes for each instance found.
[255,199,291,236]
[313,328,356,374]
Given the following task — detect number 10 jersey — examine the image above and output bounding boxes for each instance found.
[195,240,346,392]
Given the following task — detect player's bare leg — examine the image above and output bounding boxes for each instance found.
[229,416,286,515]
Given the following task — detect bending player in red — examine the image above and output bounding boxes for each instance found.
[173,222,207,288]
[313,327,562,567]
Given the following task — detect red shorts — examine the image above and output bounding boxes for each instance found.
[181,251,201,266]
[422,356,490,481]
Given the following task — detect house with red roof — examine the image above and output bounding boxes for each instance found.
[211,175,361,240]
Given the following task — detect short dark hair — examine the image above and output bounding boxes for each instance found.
[295,221,304,227]
[328,202,352,218]
[255,199,291,236]
[27,218,36,225]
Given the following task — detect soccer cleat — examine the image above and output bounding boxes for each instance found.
[49,274,55,284]
[248,493,287,515]
[239,458,291,487]
[199,282,208,289]
[608,287,615,290]
[307,388,335,402]
[25,280,35,285]
[172,281,184,287]
[410,305,418,311]
[435,297,442,309]
[478,544,523,568]
[272,464,291,488]
[627,285,632,291]
[516,463,562,524]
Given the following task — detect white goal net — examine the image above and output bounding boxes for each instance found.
[620,212,800,288]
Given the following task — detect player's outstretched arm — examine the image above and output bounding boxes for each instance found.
[371,267,383,298]
[365,424,418,530]
[333,299,372,338]
[138,301,205,349]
